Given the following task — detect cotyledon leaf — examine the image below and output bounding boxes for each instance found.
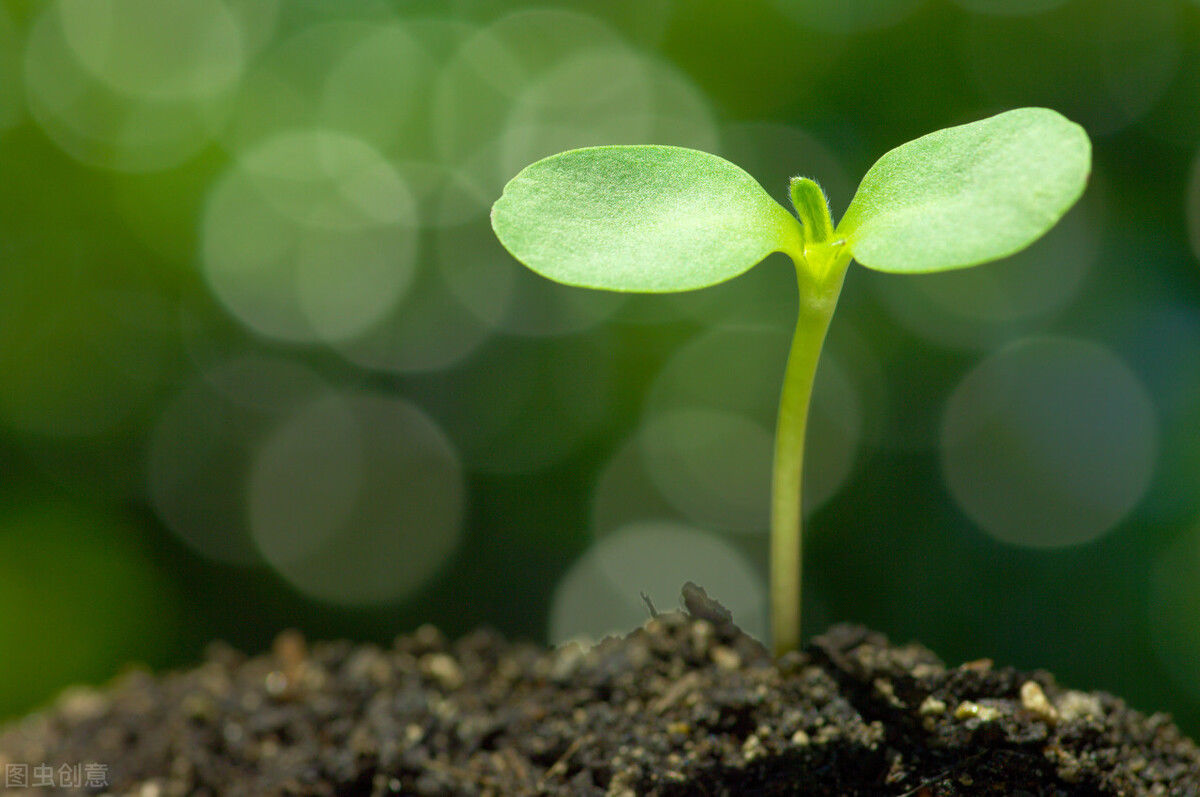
[836,107,1091,274]
[491,145,804,293]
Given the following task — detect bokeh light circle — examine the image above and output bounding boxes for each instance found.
[148,355,328,566]
[497,46,718,182]
[941,337,1157,548]
[639,408,773,534]
[201,129,418,342]
[432,9,626,170]
[316,22,432,154]
[431,9,717,221]
[330,264,495,374]
[220,20,359,150]
[0,5,23,131]
[434,212,626,338]
[590,433,682,538]
[411,335,616,475]
[57,0,246,101]
[249,391,465,606]
[549,520,766,644]
[646,325,863,518]
[24,1,234,171]
[227,17,478,227]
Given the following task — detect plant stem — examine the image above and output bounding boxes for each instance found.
[771,247,850,656]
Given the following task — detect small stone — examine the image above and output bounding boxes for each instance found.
[961,658,993,672]
[1050,746,1084,783]
[741,734,765,760]
[666,722,690,736]
[413,624,446,650]
[404,724,425,745]
[345,647,392,687]
[182,692,216,721]
[814,725,841,744]
[549,642,586,682]
[1057,690,1103,722]
[264,670,289,697]
[918,696,946,716]
[954,701,1001,722]
[421,653,464,691]
[873,678,903,708]
[710,645,741,671]
[690,619,715,649]
[58,687,108,722]
[790,729,811,746]
[1020,681,1059,724]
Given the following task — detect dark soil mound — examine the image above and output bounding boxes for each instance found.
[2,588,1197,795]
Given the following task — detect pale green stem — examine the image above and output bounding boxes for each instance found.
[771,246,850,656]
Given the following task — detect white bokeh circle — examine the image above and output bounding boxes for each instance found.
[941,337,1157,548]
[201,129,418,342]
[249,391,465,606]
[148,355,327,566]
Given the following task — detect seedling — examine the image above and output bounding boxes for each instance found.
[490,108,1091,655]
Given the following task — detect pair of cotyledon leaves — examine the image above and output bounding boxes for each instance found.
[490,108,1091,292]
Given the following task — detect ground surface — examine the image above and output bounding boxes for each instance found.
[2,586,1198,795]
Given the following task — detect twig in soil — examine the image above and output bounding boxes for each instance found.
[538,735,588,788]
[651,671,703,715]
[641,591,658,619]
[895,751,987,796]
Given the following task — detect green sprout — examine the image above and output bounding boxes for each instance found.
[490,108,1091,655]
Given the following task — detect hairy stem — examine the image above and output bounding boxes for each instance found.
[771,248,850,656]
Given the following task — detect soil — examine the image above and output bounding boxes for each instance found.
[2,585,1198,796]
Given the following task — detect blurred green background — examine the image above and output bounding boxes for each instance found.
[3,0,1200,741]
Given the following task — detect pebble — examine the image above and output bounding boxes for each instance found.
[1020,681,1059,724]
[1057,690,1103,722]
[741,734,765,760]
[57,687,108,723]
[264,671,289,697]
[918,696,947,716]
[421,653,464,691]
[710,646,741,671]
[954,701,1002,722]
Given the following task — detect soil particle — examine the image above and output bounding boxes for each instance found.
[2,593,1198,796]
